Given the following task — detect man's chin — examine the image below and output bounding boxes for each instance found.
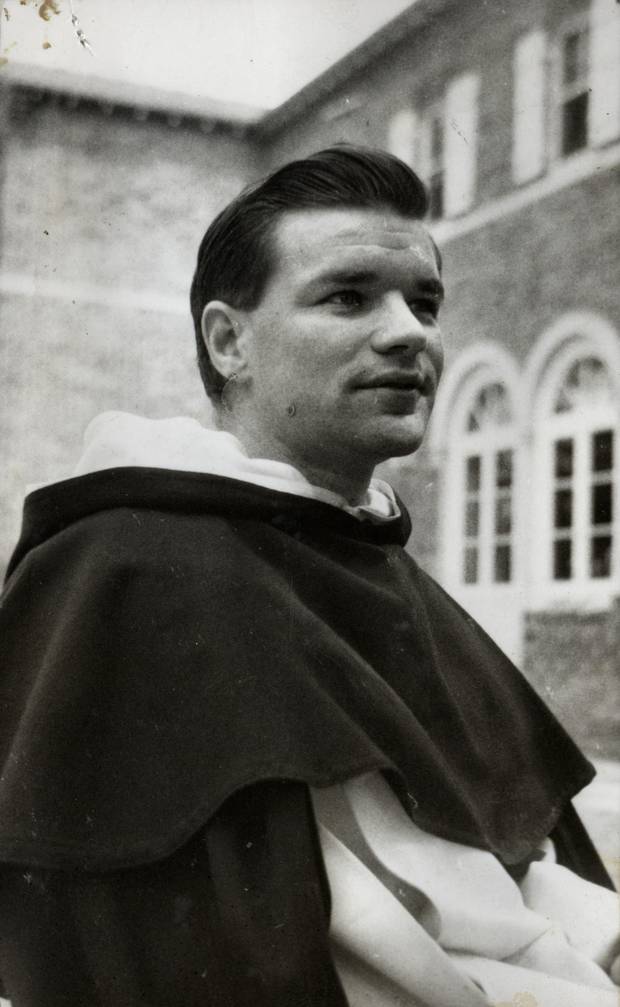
[379,437,424,461]
[360,422,427,463]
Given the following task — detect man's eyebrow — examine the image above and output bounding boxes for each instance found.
[309,269,380,286]
[306,270,445,301]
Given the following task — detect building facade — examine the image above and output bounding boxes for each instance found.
[253,0,620,756]
[1,0,619,756]
[0,73,257,568]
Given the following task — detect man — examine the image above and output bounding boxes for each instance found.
[0,146,617,1005]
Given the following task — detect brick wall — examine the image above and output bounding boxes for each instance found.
[0,90,254,569]
[524,601,620,759]
[438,168,620,367]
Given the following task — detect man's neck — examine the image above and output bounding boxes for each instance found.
[219,416,374,506]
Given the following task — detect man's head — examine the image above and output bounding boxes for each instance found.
[190,145,433,399]
[190,145,444,500]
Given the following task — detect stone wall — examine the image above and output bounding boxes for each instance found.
[0,87,254,569]
[524,601,620,759]
[438,169,620,366]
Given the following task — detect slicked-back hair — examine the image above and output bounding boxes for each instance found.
[190,144,430,400]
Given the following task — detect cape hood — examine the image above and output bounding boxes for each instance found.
[44,410,400,523]
[0,463,596,873]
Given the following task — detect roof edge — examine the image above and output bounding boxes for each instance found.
[1,1,455,134]
[1,62,264,125]
[254,0,453,138]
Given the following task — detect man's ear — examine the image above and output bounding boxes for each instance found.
[201,301,249,383]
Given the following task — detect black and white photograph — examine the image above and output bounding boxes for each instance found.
[0,1,618,1003]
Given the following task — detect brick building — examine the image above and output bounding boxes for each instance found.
[1,0,619,756]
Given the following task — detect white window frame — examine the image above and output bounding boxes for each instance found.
[420,100,445,221]
[512,28,548,184]
[431,346,524,663]
[526,320,620,611]
[444,72,479,217]
[459,423,516,588]
[387,108,419,168]
[589,0,620,147]
[419,72,479,220]
[442,377,517,591]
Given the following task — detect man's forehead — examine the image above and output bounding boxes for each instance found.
[273,207,437,268]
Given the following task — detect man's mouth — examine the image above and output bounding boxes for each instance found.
[357,371,429,393]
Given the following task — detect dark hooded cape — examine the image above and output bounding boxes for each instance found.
[0,467,603,876]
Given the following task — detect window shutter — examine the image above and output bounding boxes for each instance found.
[387,109,418,167]
[444,73,479,217]
[512,30,547,183]
[589,0,620,146]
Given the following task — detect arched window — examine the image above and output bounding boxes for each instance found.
[430,345,522,662]
[524,313,620,609]
[533,352,616,598]
[457,381,515,586]
[551,358,614,581]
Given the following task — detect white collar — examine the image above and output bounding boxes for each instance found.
[66,411,400,524]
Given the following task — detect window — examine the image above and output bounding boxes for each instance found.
[524,314,620,611]
[422,104,444,220]
[533,352,617,602]
[552,430,614,579]
[547,357,615,583]
[513,6,620,183]
[434,320,618,652]
[420,73,479,220]
[590,429,614,578]
[551,437,574,579]
[512,29,547,183]
[558,23,590,157]
[458,383,515,586]
[387,109,418,168]
[432,346,523,661]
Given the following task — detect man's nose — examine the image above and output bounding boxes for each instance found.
[370,295,428,354]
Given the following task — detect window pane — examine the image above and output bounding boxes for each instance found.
[468,383,511,431]
[590,536,612,579]
[561,92,588,156]
[554,439,573,478]
[466,455,481,492]
[495,449,513,488]
[430,116,443,160]
[494,545,511,583]
[495,496,512,535]
[463,547,478,584]
[553,539,572,580]
[554,489,573,529]
[592,430,613,473]
[592,483,613,526]
[465,500,479,536]
[428,172,443,219]
[554,358,611,413]
[562,30,588,85]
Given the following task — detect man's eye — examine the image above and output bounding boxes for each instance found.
[409,299,439,320]
[325,290,363,308]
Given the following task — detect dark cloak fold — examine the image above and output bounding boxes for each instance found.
[0,467,596,871]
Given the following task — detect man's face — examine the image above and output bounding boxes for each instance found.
[238,206,444,483]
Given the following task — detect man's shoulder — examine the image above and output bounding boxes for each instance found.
[5,467,270,584]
